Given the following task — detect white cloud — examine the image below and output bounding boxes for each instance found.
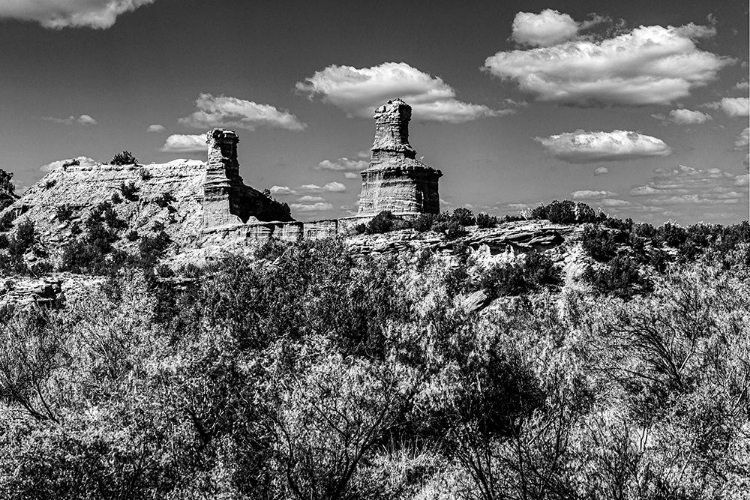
[704,97,750,117]
[735,81,750,91]
[594,166,609,175]
[535,130,672,164]
[656,109,713,125]
[299,182,347,193]
[290,202,334,212]
[630,164,748,207]
[485,23,732,106]
[42,114,97,125]
[316,157,368,172]
[296,62,511,123]
[511,9,579,47]
[179,93,306,131]
[147,124,165,132]
[600,198,631,207]
[571,190,617,199]
[160,134,205,153]
[0,0,156,29]
[297,195,325,202]
[270,185,296,196]
[40,156,97,172]
[344,172,360,179]
[735,128,749,149]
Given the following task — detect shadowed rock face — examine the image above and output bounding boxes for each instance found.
[358,99,442,216]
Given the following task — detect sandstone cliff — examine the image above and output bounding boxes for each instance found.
[0,169,18,212]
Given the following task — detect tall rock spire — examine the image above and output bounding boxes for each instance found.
[357,99,442,215]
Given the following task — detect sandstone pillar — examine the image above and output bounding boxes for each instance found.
[357,99,442,216]
[203,128,242,227]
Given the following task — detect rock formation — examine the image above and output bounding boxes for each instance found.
[357,99,442,216]
[202,129,293,226]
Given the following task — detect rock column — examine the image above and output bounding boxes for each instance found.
[203,129,242,227]
[357,99,442,216]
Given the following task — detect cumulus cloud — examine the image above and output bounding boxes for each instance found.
[485,22,732,106]
[344,172,360,179]
[297,195,325,202]
[147,124,165,132]
[290,202,334,212]
[316,157,368,172]
[0,0,156,29]
[571,190,617,199]
[160,134,205,153]
[179,94,306,131]
[299,182,347,193]
[296,62,511,123]
[535,130,672,164]
[630,165,748,207]
[270,186,296,196]
[704,97,750,117]
[511,9,579,47]
[653,109,712,125]
[40,156,97,172]
[600,199,631,207]
[42,114,97,125]
[735,80,750,91]
[735,128,749,149]
[594,167,609,175]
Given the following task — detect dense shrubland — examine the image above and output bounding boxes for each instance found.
[0,227,749,498]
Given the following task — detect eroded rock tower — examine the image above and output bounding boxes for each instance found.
[357,99,442,216]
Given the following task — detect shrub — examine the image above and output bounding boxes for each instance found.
[476,213,498,229]
[126,230,139,242]
[581,226,623,262]
[584,254,653,299]
[412,213,437,232]
[111,192,123,204]
[499,214,525,223]
[451,208,475,226]
[368,211,398,234]
[43,179,56,189]
[56,205,74,222]
[523,251,561,288]
[119,181,139,201]
[8,220,35,257]
[139,169,153,181]
[480,262,529,298]
[0,234,8,249]
[0,212,14,231]
[433,219,467,239]
[110,151,138,166]
[138,230,171,268]
[154,192,176,208]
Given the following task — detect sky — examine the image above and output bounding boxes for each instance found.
[0,0,747,224]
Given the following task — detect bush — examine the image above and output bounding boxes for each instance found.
[139,169,153,181]
[581,225,623,262]
[476,213,498,229]
[529,200,602,224]
[0,234,8,249]
[412,213,437,232]
[110,151,138,166]
[584,254,653,299]
[43,179,56,189]
[480,250,560,298]
[56,205,74,222]
[119,181,139,201]
[8,220,35,257]
[433,219,467,239]
[0,212,14,231]
[154,192,176,209]
[359,211,411,235]
[126,230,139,242]
[451,208,475,226]
[111,192,123,204]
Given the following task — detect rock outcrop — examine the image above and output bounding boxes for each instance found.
[357,99,442,216]
[0,129,293,254]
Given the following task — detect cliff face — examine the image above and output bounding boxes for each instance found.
[358,99,442,216]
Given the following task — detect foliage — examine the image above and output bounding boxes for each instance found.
[154,191,176,208]
[110,151,138,166]
[356,210,411,234]
[476,212,497,228]
[531,200,604,224]
[55,205,74,222]
[1,220,749,498]
[119,181,139,201]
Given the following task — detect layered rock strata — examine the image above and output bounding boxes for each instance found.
[203,129,293,226]
[358,99,442,216]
